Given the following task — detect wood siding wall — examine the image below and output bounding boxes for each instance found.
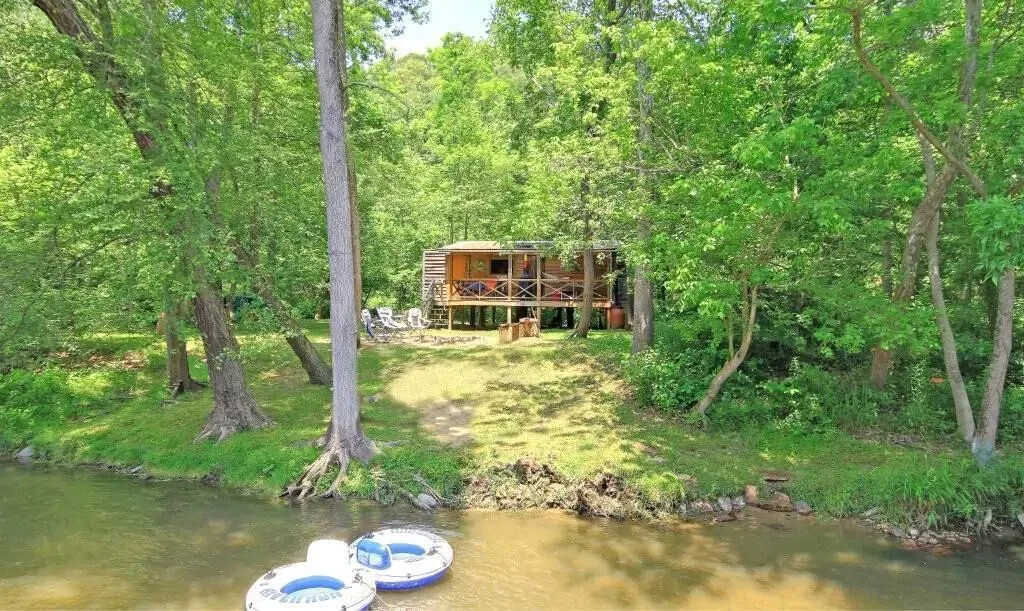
[422,250,447,303]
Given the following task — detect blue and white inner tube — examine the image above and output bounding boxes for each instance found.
[245,539,375,611]
[351,528,454,590]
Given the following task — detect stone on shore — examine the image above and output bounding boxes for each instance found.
[692,500,715,514]
[758,491,793,512]
[416,492,438,509]
[744,485,758,504]
[15,446,34,463]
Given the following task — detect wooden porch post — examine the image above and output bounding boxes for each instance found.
[448,305,454,330]
[507,252,513,298]
[605,251,614,304]
[507,251,513,324]
[536,253,543,325]
[445,252,452,302]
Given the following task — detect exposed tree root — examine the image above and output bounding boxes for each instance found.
[282,444,351,499]
[374,472,434,510]
[193,424,237,443]
[169,378,207,400]
[282,434,377,500]
[193,401,272,443]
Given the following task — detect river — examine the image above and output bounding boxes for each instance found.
[1,464,1022,609]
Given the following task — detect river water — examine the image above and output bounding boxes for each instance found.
[1,464,1022,609]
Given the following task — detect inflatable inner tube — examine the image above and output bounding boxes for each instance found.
[246,540,375,611]
[351,528,454,591]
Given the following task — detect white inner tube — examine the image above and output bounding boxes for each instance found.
[351,528,454,590]
[245,540,375,611]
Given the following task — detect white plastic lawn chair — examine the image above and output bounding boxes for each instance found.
[377,307,407,339]
[361,309,391,343]
[406,307,431,337]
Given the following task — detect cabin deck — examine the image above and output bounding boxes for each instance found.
[422,241,624,330]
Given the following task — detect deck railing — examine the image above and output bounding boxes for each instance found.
[450,278,609,302]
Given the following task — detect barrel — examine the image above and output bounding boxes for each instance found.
[608,307,625,329]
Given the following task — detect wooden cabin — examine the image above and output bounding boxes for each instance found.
[421,240,625,329]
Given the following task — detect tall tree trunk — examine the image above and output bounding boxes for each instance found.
[631,229,654,352]
[864,0,1012,465]
[232,242,332,385]
[573,247,595,338]
[164,300,204,398]
[695,284,759,415]
[630,0,655,354]
[256,283,332,386]
[287,0,376,498]
[927,210,975,442]
[32,0,270,440]
[338,25,363,347]
[193,285,272,441]
[869,163,957,388]
[972,269,1015,464]
[920,137,975,442]
[193,173,272,440]
[854,0,985,389]
[965,0,1012,462]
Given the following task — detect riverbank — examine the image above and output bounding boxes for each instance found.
[7,464,1024,609]
[3,322,1023,536]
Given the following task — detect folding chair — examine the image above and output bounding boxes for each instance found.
[406,307,432,338]
[361,309,391,343]
[377,307,408,340]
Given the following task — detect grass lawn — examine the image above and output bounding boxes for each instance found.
[3,322,1021,525]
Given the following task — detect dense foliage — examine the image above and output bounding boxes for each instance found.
[1,0,1022,464]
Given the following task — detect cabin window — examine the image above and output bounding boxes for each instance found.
[490,258,509,275]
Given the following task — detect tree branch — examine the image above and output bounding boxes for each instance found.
[33,0,164,169]
[850,7,987,198]
[344,80,411,117]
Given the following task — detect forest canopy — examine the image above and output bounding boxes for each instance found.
[2,0,1023,466]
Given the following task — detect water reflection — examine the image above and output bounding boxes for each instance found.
[0,464,1021,609]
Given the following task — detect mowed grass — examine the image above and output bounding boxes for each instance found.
[4,322,1022,524]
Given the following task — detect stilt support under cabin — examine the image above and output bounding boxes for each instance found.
[447,304,453,330]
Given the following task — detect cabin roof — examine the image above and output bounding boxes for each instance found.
[438,240,618,253]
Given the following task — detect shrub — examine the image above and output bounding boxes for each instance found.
[0,369,80,448]
[894,359,958,437]
[757,360,837,434]
[622,346,721,413]
[999,387,1024,444]
[707,396,779,429]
